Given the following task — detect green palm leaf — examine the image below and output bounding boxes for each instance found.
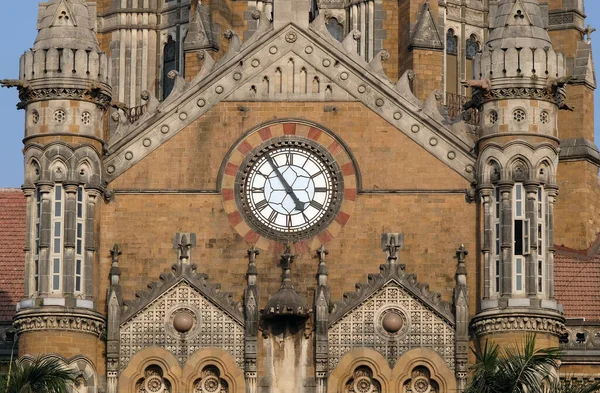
[5,357,77,393]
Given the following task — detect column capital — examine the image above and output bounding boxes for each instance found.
[21,185,36,197]
[497,180,514,191]
[35,181,54,194]
[63,182,79,194]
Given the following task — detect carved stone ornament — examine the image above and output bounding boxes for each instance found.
[328,263,455,370]
[13,309,105,337]
[18,87,112,109]
[482,87,554,103]
[120,281,244,370]
[471,315,566,337]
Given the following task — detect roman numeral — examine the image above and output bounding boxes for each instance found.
[286,215,293,227]
[285,152,294,166]
[251,187,264,193]
[268,210,278,223]
[310,200,324,210]
[255,199,268,211]
[315,187,327,193]
[301,212,309,223]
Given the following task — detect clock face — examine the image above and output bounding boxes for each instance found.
[237,139,343,241]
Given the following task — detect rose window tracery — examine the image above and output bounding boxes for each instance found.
[193,366,229,393]
[136,366,172,393]
[402,366,439,393]
[345,366,381,393]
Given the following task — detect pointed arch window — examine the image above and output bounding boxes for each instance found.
[466,35,480,60]
[163,36,179,99]
[34,189,41,293]
[51,184,64,293]
[446,29,458,95]
[75,186,86,294]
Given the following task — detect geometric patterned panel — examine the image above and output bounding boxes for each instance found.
[120,281,244,371]
[328,283,455,371]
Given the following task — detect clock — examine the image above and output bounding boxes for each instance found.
[236,137,344,241]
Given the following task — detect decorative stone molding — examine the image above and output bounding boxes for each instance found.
[471,314,566,337]
[102,24,476,185]
[13,309,105,337]
[482,88,554,103]
[121,262,244,325]
[17,87,112,110]
[329,262,454,324]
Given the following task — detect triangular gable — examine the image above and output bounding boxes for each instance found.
[409,3,443,51]
[328,262,454,327]
[120,262,244,326]
[327,262,455,370]
[507,0,533,27]
[50,0,77,27]
[119,280,245,370]
[102,21,476,184]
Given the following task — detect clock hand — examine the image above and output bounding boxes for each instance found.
[265,153,306,212]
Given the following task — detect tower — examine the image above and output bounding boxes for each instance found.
[10,0,110,389]
[472,0,566,347]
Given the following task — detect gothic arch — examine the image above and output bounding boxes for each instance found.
[181,348,245,393]
[328,348,393,393]
[505,155,532,182]
[393,348,457,393]
[119,348,181,393]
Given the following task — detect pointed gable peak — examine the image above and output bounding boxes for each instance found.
[33,0,99,51]
[487,0,551,50]
[410,2,443,51]
[50,0,77,28]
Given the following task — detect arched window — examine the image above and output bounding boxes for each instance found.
[136,365,172,393]
[193,366,229,393]
[344,366,381,393]
[163,36,179,99]
[327,17,344,42]
[446,29,458,95]
[465,34,480,89]
[402,366,440,393]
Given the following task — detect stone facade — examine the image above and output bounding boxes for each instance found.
[3,0,600,392]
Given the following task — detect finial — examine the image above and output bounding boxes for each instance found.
[178,234,192,263]
[247,245,259,278]
[316,245,328,263]
[584,24,596,44]
[109,244,122,286]
[455,244,468,280]
[381,233,403,263]
[279,245,295,286]
[110,244,122,263]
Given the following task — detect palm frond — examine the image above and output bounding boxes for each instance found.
[502,334,561,393]
[6,357,77,393]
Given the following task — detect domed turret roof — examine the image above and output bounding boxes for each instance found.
[487,0,552,50]
[33,0,99,51]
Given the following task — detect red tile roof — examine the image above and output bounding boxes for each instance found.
[555,238,600,321]
[0,189,25,320]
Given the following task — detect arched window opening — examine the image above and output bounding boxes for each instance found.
[136,365,172,393]
[465,35,480,96]
[402,366,440,393]
[446,30,458,95]
[327,17,344,42]
[193,366,229,393]
[163,36,179,100]
[344,366,381,393]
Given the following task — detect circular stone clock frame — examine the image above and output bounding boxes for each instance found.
[236,137,344,242]
[221,121,358,253]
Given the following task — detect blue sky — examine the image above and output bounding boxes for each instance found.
[0,3,599,187]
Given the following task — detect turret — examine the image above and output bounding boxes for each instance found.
[471,0,565,348]
[7,1,109,389]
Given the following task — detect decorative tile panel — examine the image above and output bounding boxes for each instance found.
[120,281,244,371]
[328,283,455,371]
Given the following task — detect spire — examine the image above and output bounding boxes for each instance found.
[34,0,100,51]
[487,0,551,50]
